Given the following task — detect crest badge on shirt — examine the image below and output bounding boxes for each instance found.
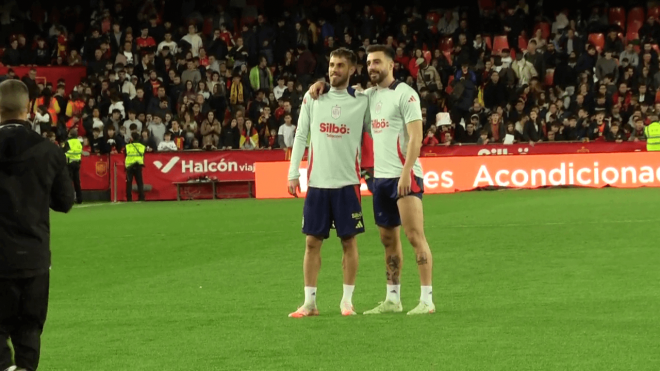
[375,101,382,114]
[331,105,341,119]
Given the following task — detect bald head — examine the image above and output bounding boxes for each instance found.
[0,79,30,122]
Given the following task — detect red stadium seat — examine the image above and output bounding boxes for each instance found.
[439,37,453,52]
[588,33,605,53]
[426,12,440,24]
[627,20,643,34]
[608,7,626,28]
[649,6,660,20]
[544,68,554,87]
[203,17,213,36]
[653,44,660,54]
[492,35,509,55]
[478,0,495,11]
[627,7,645,24]
[655,90,660,103]
[533,22,550,40]
[518,35,528,50]
[484,36,492,50]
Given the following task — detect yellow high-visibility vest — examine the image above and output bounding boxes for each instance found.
[125,142,145,167]
[65,138,82,162]
[644,122,660,151]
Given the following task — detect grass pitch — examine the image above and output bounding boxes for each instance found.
[40,188,660,370]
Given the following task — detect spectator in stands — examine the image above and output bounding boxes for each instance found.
[524,110,543,142]
[34,38,51,66]
[630,117,647,141]
[416,59,442,93]
[296,44,316,89]
[2,38,21,66]
[130,87,148,115]
[423,125,439,146]
[123,110,142,134]
[182,24,203,57]
[596,50,619,83]
[606,122,625,142]
[158,132,178,151]
[201,111,222,148]
[512,50,538,87]
[109,93,126,119]
[241,119,260,149]
[576,45,597,74]
[220,118,237,149]
[277,112,296,151]
[140,129,157,152]
[483,71,508,109]
[148,115,167,146]
[102,125,125,154]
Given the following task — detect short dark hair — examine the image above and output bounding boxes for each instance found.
[329,47,358,65]
[366,44,395,60]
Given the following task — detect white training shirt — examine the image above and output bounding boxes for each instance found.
[363,81,424,179]
[288,88,370,188]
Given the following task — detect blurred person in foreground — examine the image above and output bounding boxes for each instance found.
[287,48,370,318]
[0,79,74,371]
[310,45,435,315]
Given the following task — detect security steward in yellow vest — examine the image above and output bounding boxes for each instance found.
[645,122,660,151]
[125,132,146,201]
[63,128,83,204]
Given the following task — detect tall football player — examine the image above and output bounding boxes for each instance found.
[287,48,370,318]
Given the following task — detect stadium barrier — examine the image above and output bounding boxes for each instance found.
[0,66,87,95]
[77,142,649,201]
[255,152,660,198]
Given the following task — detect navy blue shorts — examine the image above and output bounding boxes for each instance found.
[372,176,424,227]
[302,185,365,239]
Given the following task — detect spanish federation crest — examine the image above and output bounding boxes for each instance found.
[375,101,382,114]
[95,161,108,177]
[331,105,341,119]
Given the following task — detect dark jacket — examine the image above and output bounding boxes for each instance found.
[0,121,74,278]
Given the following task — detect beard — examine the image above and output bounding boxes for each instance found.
[330,73,349,87]
[369,69,387,84]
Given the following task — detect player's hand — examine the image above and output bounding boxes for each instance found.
[397,171,411,198]
[308,81,326,100]
[288,179,301,198]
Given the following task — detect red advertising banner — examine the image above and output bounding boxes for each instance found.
[421,141,645,157]
[0,66,86,94]
[109,150,290,201]
[255,152,660,198]
[93,142,649,200]
[80,154,110,190]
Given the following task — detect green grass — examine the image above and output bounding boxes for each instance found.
[37,188,660,370]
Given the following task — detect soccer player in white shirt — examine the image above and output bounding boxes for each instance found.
[287,48,370,318]
[310,45,435,315]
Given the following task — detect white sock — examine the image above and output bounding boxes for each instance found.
[386,284,401,303]
[303,286,317,308]
[341,284,355,305]
[420,286,433,305]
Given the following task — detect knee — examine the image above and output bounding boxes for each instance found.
[379,231,396,249]
[404,228,425,248]
[305,236,323,251]
[340,236,356,253]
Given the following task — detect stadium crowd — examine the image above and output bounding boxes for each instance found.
[0,0,653,153]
